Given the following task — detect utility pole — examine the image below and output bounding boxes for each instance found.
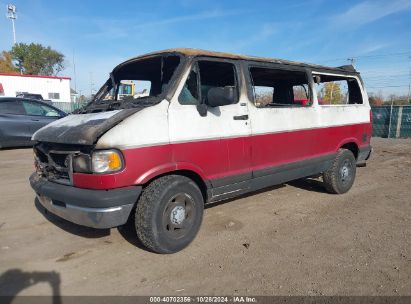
[72,49,77,96]
[408,71,410,104]
[6,4,17,45]
[408,56,411,104]
[89,72,95,98]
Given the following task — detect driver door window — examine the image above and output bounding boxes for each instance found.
[179,60,238,106]
[22,101,60,117]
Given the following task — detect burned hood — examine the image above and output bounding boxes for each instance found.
[32,108,142,145]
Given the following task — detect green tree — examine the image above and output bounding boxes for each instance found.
[10,43,64,75]
[323,82,343,104]
[0,51,18,73]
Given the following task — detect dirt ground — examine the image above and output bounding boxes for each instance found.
[0,137,410,297]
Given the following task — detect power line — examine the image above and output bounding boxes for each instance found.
[321,51,411,63]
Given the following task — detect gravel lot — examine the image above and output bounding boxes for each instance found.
[0,138,410,296]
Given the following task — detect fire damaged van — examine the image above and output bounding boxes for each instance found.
[30,49,372,253]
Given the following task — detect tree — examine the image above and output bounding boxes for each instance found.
[322,82,343,104]
[0,51,17,73]
[369,91,384,106]
[10,43,64,75]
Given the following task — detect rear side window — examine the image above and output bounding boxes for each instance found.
[249,67,311,108]
[0,100,25,115]
[179,60,238,106]
[314,74,363,105]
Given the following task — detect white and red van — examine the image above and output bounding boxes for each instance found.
[30,49,372,253]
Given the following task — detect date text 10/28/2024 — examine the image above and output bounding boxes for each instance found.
[149,296,257,303]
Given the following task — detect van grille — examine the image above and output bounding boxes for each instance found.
[33,143,85,185]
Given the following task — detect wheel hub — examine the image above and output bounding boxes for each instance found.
[340,160,351,182]
[170,206,186,225]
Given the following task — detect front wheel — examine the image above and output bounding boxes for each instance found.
[135,175,204,253]
[323,149,356,194]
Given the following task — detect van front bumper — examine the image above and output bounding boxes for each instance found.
[29,173,141,229]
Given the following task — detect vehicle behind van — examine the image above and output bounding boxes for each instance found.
[29,49,372,253]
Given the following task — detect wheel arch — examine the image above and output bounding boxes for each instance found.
[136,164,210,202]
[339,140,359,159]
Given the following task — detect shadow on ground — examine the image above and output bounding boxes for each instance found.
[0,269,61,304]
[32,178,327,253]
[287,178,328,194]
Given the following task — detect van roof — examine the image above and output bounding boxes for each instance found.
[118,48,359,75]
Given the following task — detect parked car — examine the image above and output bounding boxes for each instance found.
[29,49,372,253]
[0,97,66,148]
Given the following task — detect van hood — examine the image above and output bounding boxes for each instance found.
[32,108,141,146]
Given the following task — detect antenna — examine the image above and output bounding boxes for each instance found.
[347,57,357,68]
[6,4,17,45]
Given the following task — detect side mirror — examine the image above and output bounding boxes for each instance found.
[207,87,237,107]
[196,103,207,117]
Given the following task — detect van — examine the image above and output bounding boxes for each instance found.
[29,49,372,253]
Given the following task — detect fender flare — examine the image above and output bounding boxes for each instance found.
[134,161,207,185]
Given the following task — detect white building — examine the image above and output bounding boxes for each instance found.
[0,73,71,102]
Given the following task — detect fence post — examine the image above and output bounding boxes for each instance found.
[395,106,403,138]
[388,101,394,138]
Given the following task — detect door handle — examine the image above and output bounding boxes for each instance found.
[31,119,40,121]
[233,115,248,120]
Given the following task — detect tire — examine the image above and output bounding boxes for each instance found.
[323,149,356,194]
[135,175,204,253]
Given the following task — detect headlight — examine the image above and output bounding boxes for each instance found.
[91,150,123,173]
[72,150,124,174]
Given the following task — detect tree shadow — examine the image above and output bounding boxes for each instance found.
[0,269,61,304]
[35,198,110,238]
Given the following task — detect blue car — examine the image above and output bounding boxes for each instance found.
[0,97,66,148]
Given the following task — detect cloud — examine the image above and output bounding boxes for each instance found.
[82,8,248,40]
[132,8,248,30]
[332,0,411,28]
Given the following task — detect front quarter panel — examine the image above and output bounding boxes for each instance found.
[95,100,170,150]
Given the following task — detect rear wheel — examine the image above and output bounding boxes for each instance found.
[323,149,356,194]
[135,175,204,253]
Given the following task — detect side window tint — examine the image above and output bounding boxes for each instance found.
[198,61,238,106]
[0,100,25,115]
[22,101,60,116]
[315,75,363,105]
[179,69,199,105]
[40,104,61,117]
[249,67,311,108]
[23,101,45,116]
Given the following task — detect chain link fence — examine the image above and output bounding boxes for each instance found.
[372,105,411,138]
[51,101,86,113]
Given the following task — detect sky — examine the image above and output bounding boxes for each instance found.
[0,0,410,98]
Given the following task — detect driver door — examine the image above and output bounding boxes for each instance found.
[168,59,251,200]
[21,100,62,135]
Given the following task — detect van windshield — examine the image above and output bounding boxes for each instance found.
[79,55,181,113]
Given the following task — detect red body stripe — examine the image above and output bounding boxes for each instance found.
[73,123,370,190]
